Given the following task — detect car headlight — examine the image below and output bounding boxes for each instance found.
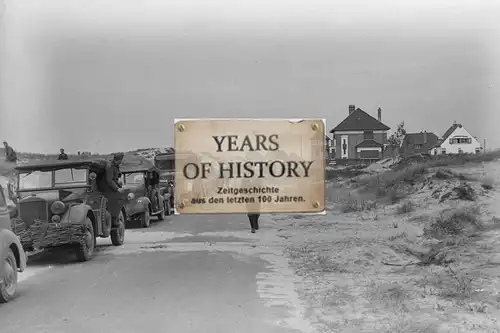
[89,172,97,180]
[128,193,135,200]
[50,201,66,215]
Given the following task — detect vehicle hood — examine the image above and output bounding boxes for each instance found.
[18,188,85,204]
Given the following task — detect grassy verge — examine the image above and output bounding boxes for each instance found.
[280,152,500,332]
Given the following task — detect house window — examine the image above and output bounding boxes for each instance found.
[414,144,422,149]
[458,148,464,154]
[475,148,481,154]
[450,137,472,144]
[441,148,446,154]
[363,131,374,140]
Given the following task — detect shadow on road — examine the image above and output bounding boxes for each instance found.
[27,244,115,266]
[125,216,171,229]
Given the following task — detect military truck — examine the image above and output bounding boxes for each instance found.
[154,150,213,211]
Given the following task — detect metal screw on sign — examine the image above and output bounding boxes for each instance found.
[311,123,319,131]
[313,201,320,208]
[177,124,185,132]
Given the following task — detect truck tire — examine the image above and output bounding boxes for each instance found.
[165,200,171,216]
[0,248,18,303]
[110,211,125,246]
[156,206,165,221]
[140,211,151,228]
[75,218,95,262]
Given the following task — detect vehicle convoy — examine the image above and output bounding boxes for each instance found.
[10,159,126,262]
[0,183,27,303]
[120,156,173,228]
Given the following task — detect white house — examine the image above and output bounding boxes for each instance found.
[430,122,482,155]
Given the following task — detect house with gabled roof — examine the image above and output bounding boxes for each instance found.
[430,122,483,155]
[401,131,439,158]
[330,105,390,162]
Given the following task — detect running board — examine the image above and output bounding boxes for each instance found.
[26,248,45,257]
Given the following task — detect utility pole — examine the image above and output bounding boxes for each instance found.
[484,138,486,153]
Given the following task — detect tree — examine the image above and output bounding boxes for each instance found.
[388,121,406,149]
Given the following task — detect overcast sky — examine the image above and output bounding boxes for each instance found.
[0,0,499,154]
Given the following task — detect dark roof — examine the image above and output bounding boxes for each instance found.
[15,157,98,172]
[431,123,462,148]
[355,139,383,148]
[330,108,390,132]
[403,132,439,146]
[15,154,157,173]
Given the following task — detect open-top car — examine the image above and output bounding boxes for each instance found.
[120,156,173,228]
[0,183,27,303]
[10,158,126,262]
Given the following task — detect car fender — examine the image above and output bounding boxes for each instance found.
[60,204,95,225]
[0,229,27,275]
[158,194,165,207]
[136,197,151,213]
[125,197,151,216]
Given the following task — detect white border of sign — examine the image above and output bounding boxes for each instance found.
[173,118,327,216]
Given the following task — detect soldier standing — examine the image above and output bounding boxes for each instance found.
[58,148,69,160]
[243,152,262,233]
[3,141,17,163]
[99,153,125,228]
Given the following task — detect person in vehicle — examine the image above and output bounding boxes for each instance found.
[100,153,125,228]
[3,141,17,163]
[58,148,68,160]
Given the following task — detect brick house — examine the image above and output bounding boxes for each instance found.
[400,131,439,158]
[330,105,390,163]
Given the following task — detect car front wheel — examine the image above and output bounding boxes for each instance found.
[141,211,151,228]
[75,218,95,262]
[157,205,165,220]
[0,248,18,303]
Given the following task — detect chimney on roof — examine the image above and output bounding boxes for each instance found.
[377,107,382,122]
[349,104,355,114]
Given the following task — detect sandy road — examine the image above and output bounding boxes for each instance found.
[0,213,313,333]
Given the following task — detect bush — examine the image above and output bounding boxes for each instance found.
[481,177,494,190]
[396,200,414,214]
[435,169,455,179]
[341,197,377,213]
[424,206,482,238]
[325,167,367,181]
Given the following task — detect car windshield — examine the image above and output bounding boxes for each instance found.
[154,158,175,171]
[18,171,52,190]
[18,168,88,190]
[124,172,144,185]
[54,168,88,185]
